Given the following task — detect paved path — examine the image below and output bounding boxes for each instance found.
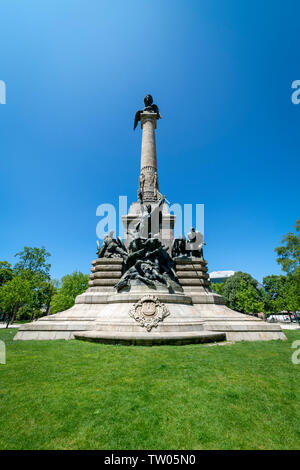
[0,323,19,329]
[280,323,300,330]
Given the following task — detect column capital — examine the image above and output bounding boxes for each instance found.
[140,111,157,129]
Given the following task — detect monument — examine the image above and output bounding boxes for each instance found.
[15,95,286,344]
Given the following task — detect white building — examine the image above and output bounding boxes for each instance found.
[209,271,235,284]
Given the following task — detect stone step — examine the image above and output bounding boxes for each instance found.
[90,272,122,279]
[177,271,209,279]
[91,265,123,272]
[89,279,118,286]
[175,258,207,266]
[17,322,96,332]
[176,265,208,273]
[91,259,123,266]
[179,279,210,286]
[74,330,226,346]
[85,286,115,292]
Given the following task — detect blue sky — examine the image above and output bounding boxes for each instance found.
[0,0,299,282]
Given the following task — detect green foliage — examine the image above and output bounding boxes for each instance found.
[263,274,287,301]
[14,246,51,278]
[50,271,89,314]
[211,220,300,314]
[214,271,265,313]
[13,247,53,320]
[0,276,34,325]
[263,275,287,313]
[275,219,300,274]
[19,272,56,320]
[0,247,54,322]
[211,282,225,295]
[0,249,88,322]
[0,261,13,287]
[234,281,265,313]
[282,270,300,313]
[265,220,300,314]
[262,273,300,314]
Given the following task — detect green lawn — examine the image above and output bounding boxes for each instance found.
[0,329,299,450]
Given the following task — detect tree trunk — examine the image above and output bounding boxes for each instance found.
[45,303,51,316]
[9,306,18,327]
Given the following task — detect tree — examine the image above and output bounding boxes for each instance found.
[13,246,53,320]
[14,246,51,278]
[234,281,265,313]
[211,281,225,295]
[50,271,89,314]
[212,271,265,313]
[272,220,300,317]
[0,247,56,323]
[0,276,33,327]
[275,219,300,274]
[282,271,300,315]
[263,275,287,313]
[17,272,56,320]
[0,261,13,287]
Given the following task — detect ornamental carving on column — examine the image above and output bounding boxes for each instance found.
[129,295,170,331]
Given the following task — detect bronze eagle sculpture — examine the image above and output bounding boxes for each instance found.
[134,94,162,130]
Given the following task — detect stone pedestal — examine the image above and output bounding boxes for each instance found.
[175,257,224,304]
[14,254,286,343]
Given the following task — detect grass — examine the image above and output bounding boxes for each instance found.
[0,329,299,450]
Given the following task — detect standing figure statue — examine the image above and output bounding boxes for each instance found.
[171,235,186,258]
[138,173,145,202]
[139,173,145,191]
[153,172,158,199]
[186,228,205,259]
[129,193,166,240]
[139,204,153,238]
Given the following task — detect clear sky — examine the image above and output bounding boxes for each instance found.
[0,0,299,282]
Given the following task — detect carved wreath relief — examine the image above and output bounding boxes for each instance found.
[129,295,170,332]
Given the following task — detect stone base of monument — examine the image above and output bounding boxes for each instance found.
[74,331,226,346]
[14,262,286,343]
[174,257,287,341]
[14,257,286,343]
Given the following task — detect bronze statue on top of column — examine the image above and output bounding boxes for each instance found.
[134,94,162,130]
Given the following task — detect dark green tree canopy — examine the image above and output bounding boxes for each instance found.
[0,276,34,326]
[0,247,54,323]
[212,271,265,313]
[0,261,13,287]
[263,275,286,301]
[270,219,300,314]
[263,275,287,313]
[14,246,51,279]
[50,271,89,314]
[275,219,300,274]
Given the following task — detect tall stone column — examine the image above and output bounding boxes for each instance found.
[122,110,175,251]
[139,112,159,202]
